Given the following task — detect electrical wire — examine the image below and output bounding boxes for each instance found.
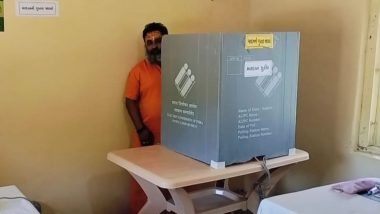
[254,156,271,200]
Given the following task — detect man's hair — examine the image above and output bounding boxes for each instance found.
[142,22,168,40]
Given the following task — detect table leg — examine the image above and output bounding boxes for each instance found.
[130,173,167,214]
[168,188,196,214]
[246,165,294,213]
[131,164,294,214]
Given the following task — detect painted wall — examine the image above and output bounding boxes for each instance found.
[1,0,379,213]
[0,0,251,213]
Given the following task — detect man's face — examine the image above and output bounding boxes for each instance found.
[144,30,163,65]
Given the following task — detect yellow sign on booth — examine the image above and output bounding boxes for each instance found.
[245,34,274,49]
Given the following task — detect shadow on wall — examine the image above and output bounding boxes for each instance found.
[88,170,131,214]
[250,9,345,191]
[38,202,54,214]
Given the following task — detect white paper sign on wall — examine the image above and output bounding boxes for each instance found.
[16,0,59,16]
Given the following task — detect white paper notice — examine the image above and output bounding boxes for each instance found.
[16,0,59,16]
[244,60,273,77]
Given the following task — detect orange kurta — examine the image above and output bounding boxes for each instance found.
[125,59,162,147]
[124,59,162,213]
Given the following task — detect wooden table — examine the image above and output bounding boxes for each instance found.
[107,145,309,214]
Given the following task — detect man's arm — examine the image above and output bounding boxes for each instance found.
[125,98,144,130]
[125,98,154,146]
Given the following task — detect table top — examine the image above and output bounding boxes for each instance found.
[0,185,40,214]
[0,185,25,198]
[258,184,380,214]
[107,145,309,189]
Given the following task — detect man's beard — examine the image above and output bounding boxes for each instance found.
[146,48,161,65]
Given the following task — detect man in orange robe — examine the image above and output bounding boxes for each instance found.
[124,22,168,214]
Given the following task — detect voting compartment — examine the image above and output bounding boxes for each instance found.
[161,32,300,166]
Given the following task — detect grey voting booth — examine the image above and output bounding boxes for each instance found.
[161,32,300,166]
